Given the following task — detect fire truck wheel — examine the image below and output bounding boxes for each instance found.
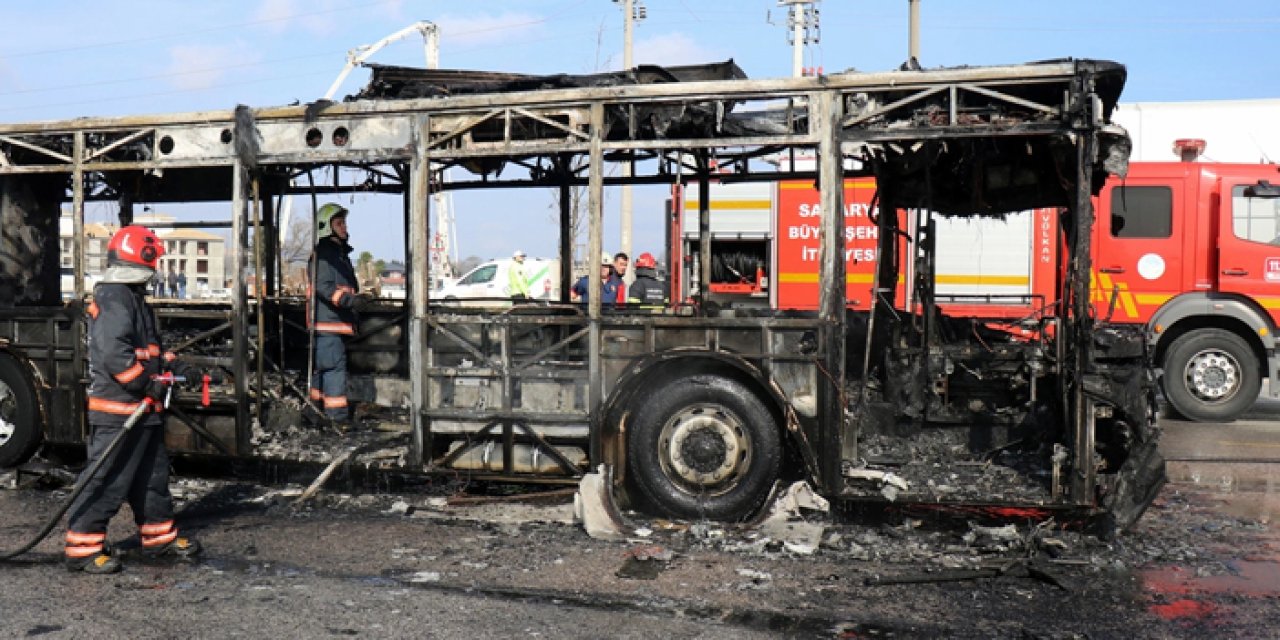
[1162,329,1260,423]
[0,354,41,468]
[625,374,781,521]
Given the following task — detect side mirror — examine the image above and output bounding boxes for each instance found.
[1244,181,1280,198]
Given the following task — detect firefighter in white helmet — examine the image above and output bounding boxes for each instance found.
[571,251,621,306]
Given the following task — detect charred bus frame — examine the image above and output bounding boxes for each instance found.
[0,59,1161,528]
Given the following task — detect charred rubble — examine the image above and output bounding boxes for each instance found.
[842,300,1160,530]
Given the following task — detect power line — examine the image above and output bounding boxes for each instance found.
[0,50,341,98]
[0,0,404,60]
[0,70,333,115]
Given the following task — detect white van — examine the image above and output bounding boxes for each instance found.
[437,258,560,303]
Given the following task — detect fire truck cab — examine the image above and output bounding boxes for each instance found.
[1096,161,1280,421]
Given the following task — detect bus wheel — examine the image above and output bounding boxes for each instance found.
[1162,329,1260,422]
[626,374,781,521]
[0,354,41,468]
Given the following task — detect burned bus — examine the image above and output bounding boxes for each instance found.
[0,58,1162,531]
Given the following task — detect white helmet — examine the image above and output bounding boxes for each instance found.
[513,249,527,258]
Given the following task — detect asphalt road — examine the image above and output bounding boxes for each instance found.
[1162,389,1280,464]
[0,397,1275,639]
[1160,391,1280,530]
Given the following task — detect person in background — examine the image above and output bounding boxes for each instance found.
[156,265,168,297]
[508,250,531,302]
[611,252,629,304]
[166,267,178,301]
[571,252,620,306]
[176,269,188,300]
[66,225,202,574]
[625,252,669,310]
[151,268,164,298]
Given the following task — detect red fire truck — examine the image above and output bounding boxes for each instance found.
[672,158,1280,422]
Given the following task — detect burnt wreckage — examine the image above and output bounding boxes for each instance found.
[0,58,1162,532]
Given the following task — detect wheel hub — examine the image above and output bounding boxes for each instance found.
[1184,349,1240,402]
[659,404,750,491]
[679,427,729,474]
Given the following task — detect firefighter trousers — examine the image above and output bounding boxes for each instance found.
[67,418,175,537]
[311,333,349,422]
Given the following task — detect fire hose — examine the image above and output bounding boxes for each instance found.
[0,373,207,562]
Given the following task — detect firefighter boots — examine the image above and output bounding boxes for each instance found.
[144,536,202,560]
[66,552,122,574]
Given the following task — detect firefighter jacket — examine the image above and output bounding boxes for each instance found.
[86,283,165,425]
[626,273,669,307]
[311,237,359,335]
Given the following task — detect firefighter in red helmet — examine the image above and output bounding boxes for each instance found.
[625,252,669,310]
[65,225,201,574]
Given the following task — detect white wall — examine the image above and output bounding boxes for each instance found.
[1113,99,1280,164]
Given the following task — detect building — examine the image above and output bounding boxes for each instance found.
[1113,98,1280,163]
[152,225,227,298]
[59,213,227,298]
[380,260,406,298]
[58,215,114,272]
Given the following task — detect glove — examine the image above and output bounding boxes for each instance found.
[351,292,376,311]
[145,379,169,403]
[166,359,200,390]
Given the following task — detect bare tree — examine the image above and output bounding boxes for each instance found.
[280,217,314,266]
[452,255,483,277]
[544,19,608,279]
[548,156,591,275]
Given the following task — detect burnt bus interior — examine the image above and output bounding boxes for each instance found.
[0,59,1163,530]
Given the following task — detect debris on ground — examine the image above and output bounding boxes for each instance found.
[735,568,773,590]
[755,481,829,555]
[842,467,910,501]
[574,465,629,541]
[616,544,674,580]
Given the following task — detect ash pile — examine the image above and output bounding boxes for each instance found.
[254,394,412,468]
[159,325,414,469]
[844,389,1059,506]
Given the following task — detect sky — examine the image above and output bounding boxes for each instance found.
[3,0,1278,265]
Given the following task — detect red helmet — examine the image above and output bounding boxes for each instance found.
[107,225,164,270]
[635,252,657,269]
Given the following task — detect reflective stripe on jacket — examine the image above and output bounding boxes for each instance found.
[626,275,669,307]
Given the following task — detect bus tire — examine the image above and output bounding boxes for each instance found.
[0,354,41,468]
[1162,329,1260,423]
[625,374,781,521]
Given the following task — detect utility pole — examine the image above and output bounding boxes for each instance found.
[908,0,921,62]
[614,0,645,277]
[778,0,820,77]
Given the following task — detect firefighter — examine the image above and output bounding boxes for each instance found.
[65,225,201,574]
[309,203,370,427]
[625,252,669,309]
[571,252,620,306]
